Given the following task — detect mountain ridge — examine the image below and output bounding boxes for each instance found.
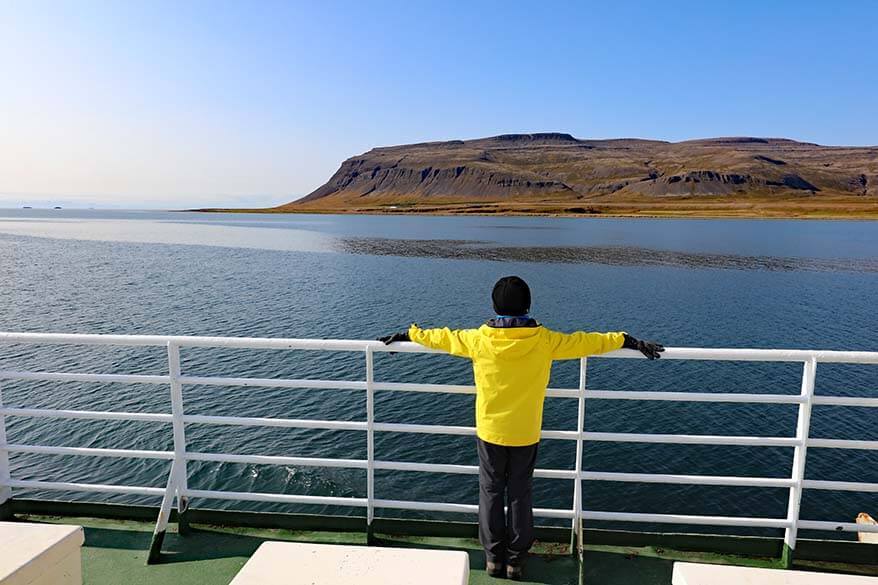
[286,134,877,211]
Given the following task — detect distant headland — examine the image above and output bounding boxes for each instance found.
[195,134,878,219]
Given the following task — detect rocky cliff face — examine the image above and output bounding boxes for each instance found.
[289,133,878,207]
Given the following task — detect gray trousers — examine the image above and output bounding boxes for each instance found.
[477,437,539,565]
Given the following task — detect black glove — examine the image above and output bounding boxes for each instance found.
[378,331,410,344]
[623,333,665,360]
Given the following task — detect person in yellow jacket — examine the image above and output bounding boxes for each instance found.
[379,275,663,580]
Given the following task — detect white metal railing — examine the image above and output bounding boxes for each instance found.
[0,332,877,563]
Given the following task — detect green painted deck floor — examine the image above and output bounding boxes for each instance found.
[19,515,878,585]
[25,515,671,585]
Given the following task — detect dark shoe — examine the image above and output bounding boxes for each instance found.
[506,564,523,581]
[486,561,505,578]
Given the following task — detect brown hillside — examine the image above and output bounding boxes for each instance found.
[283,134,878,212]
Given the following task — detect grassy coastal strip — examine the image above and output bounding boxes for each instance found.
[192,196,878,220]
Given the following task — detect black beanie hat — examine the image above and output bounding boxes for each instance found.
[492,276,531,316]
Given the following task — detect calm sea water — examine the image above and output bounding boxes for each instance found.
[1,209,877,537]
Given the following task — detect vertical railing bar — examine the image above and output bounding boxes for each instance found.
[571,357,586,555]
[783,356,816,567]
[366,347,375,540]
[167,341,190,534]
[147,459,178,564]
[0,381,11,510]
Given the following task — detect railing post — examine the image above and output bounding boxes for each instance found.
[147,342,191,563]
[147,459,179,564]
[0,382,12,517]
[167,342,190,534]
[782,357,816,568]
[365,347,375,543]
[571,358,586,558]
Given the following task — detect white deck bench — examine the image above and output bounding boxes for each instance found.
[229,541,469,585]
[673,562,878,585]
[0,522,84,585]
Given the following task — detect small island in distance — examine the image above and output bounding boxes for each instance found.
[197,133,878,219]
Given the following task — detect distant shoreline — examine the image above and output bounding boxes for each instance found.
[189,197,878,221]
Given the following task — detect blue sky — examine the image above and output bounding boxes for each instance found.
[1,0,876,208]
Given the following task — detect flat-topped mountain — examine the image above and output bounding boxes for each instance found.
[282,134,877,213]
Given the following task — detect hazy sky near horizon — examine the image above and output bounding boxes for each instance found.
[1,1,876,208]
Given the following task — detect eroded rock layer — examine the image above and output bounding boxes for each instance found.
[289,134,878,207]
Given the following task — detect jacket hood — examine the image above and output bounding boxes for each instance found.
[477,323,544,359]
[486,316,539,328]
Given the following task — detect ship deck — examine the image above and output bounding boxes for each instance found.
[15,513,878,585]
[27,514,637,585]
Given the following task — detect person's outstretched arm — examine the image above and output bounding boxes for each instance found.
[548,329,664,360]
[378,323,478,358]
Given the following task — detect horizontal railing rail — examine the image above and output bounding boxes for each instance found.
[0,331,877,565]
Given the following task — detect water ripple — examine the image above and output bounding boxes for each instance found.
[335,238,878,273]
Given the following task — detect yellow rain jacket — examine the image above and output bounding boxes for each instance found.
[408,322,626,447]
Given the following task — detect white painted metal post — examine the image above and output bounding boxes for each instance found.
[167,342,190,534]
[783,357,816,567]
[0,383,11,508]
[571,358,587,555]
[147,459,179,564]
[365,347,375,540]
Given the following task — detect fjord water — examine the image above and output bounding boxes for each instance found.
[1,209,877,536]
